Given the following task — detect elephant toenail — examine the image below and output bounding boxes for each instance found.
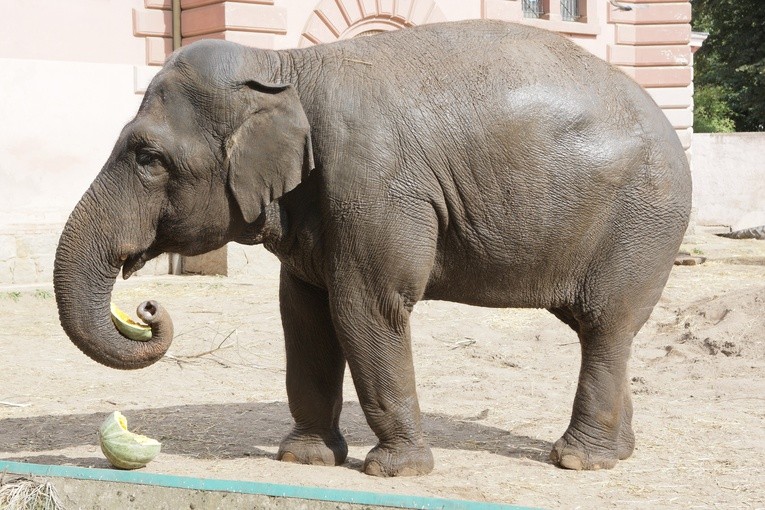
[364,460,385,477]
[560,454,584,471]
[280,452,298,463]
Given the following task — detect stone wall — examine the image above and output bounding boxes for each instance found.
[0,226,59,286]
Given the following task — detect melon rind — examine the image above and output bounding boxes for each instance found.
[99,411,161,469]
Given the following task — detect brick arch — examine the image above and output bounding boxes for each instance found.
[300,0,447,47]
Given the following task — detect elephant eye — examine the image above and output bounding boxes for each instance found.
[136,150,161,167]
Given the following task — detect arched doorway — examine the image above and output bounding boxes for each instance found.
[299,0,447,47]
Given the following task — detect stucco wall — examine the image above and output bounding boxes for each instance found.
[0,0,158,226]
[0,0,148,65]
[0,59,154,225]
[0,0,161,284]
[692,133,765,231]
[0,58,164,284]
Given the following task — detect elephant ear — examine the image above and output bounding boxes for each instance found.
[226,80,314,224]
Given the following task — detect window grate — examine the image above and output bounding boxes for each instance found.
[522,0,545,18]
[561,0,580,21]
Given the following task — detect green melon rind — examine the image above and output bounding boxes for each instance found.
[98,411,161,470]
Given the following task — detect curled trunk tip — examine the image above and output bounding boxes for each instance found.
[54,175,174,370]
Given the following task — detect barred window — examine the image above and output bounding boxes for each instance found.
[523,1,583,22]
[560,0,581,21]
[522,0,545,18]
[520,0,593,31]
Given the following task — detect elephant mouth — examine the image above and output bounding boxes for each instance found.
[122,246,163,279]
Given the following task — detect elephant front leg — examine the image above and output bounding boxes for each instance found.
[331,286,434,477]
[277,270,348,466]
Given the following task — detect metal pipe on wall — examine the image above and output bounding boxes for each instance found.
[172,0,182,50]
[170,0,184,274]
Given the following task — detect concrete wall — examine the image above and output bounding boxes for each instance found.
[692,133,765,231]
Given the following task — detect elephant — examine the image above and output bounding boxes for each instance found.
[54,19,692,476]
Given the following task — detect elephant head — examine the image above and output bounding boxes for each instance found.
[54,41,313,369]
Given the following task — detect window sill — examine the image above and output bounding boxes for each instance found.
[520,17,600,36]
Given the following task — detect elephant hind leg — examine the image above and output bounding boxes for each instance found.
[549,304,634,467]
[550,273,668,470]
[549,323,636,470]
[547,213,677,469]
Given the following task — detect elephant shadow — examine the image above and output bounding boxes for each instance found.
[1,401,552,469]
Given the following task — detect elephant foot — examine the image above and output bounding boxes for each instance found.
[617,417,635,461]
[362,443,434,477]
[277,428,348,466]
[549,435,618,471]
[550,422,634,471]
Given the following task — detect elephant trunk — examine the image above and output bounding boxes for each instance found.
[53,187,174,370]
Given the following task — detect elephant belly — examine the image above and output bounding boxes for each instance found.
[422,234,576,309]
[423,270,538,308]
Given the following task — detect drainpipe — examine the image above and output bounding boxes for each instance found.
[172,0,182,50]
[170,0,184,274]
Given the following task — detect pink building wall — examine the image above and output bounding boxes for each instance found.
[130,0,693,149]
[1,0,148,65]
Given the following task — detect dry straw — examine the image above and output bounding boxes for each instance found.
[0,477,65,510]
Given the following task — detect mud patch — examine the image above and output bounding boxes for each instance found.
[658,286,765,359]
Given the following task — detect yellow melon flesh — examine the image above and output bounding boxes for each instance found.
[110,302,152,342]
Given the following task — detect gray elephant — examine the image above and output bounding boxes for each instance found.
[54,20,691,476]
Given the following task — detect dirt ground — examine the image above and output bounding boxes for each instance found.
[1,232,763,509]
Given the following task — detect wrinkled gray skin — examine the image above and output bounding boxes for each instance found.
[54,20,691,476]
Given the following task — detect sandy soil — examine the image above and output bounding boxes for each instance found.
[1,232,763,509]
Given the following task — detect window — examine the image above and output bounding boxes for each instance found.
[523,0,545,19]
[560,0,580,21]
[515,0,597,35]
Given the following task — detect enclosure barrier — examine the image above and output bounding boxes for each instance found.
[0,460,535,510]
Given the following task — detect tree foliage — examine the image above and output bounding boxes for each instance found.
[692,0,765,132]
[693,85,735,133]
